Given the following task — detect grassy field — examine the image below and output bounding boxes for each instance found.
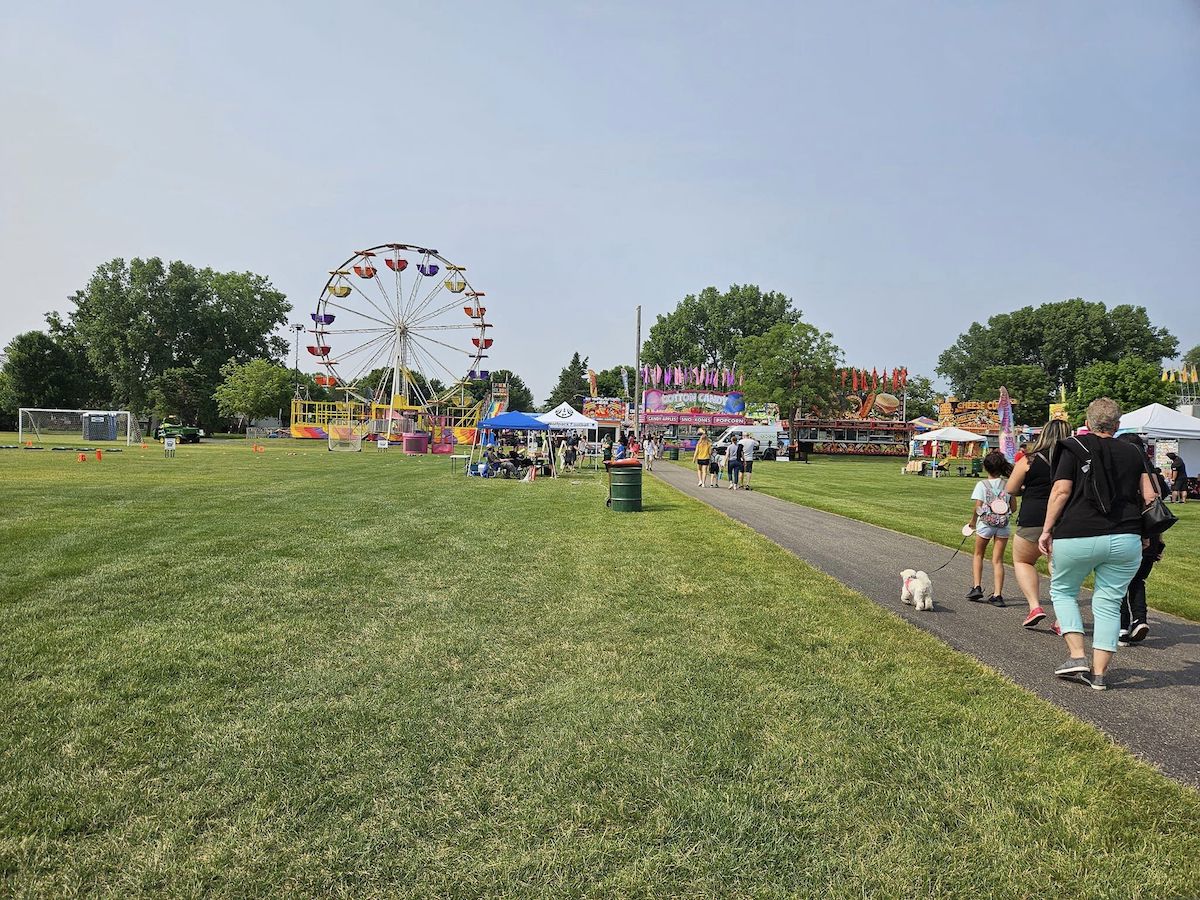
[675,453,1200,623]
[3,441,1200,896]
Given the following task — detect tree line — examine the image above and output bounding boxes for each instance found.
[3,257,1194,431]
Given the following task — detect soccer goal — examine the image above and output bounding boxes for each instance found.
[18,408,137,446]
[327,418,369,452]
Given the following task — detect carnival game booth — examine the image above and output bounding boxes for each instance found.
[906,426,988,476]
[470,411,551,477]
[1118,403,1200,496]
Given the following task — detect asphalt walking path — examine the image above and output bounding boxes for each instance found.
[652,461,1200,787]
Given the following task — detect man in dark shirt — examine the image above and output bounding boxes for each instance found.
[1167,452,1188,503]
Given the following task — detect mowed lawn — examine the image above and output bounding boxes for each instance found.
[2,443,1200,897]
[682,454,1200,623]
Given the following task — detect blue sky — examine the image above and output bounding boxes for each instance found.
[2,1,1197,402]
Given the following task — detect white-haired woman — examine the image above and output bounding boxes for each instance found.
[1039,398,1158,691]
[1005,417,1071,629]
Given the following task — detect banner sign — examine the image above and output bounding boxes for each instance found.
[582,397,627,424]
[938,398,1001,430]
[642,389,748,426]
[998,387,1016,462]
[829,366,907,422]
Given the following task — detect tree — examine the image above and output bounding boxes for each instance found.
[1067,357,1176,425]
[66,257,289,416]
[213,359,295,427]
[737,319,843,441]
[0,369,16,430]
[147,367,218,426]
[0,331,94,410]
[972,365,1055,424]
[642,285,799,369]
[1183,344,1200,370]
[903,374,942,419]
[936,299,1177,398]
[545,352,589,409]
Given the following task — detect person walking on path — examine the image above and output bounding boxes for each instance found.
[726,438,744,490]
[737,433,760,490]
[693,429,713,487]
[1118,433,1165,645]
[643,435,657,472]
[1006,418,1071,629]
[1166,452,1188,503]
[966,450,1014,606]
[1039,398,1159,691]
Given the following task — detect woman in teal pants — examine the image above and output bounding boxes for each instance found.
[1039,398,1157,691]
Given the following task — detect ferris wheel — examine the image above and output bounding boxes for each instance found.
[307,243,491,410]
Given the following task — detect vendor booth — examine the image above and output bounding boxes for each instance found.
[1118,403,1200,484]
[906,426,988,476]
[470,411,551,478]
[537,402,601,470]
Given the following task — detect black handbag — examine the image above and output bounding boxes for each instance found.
[1141,457,1178,536]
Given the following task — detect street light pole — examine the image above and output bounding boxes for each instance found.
[290,324,304,397]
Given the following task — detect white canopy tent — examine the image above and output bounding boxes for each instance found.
[1118,403,1200,439]
[536,402,599,431]
[910,426,989,444]
[537,402,600,471]
[1119,403,1200,473]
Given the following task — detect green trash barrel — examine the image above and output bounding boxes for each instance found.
[666,448,679,461]
[608,464,643,512]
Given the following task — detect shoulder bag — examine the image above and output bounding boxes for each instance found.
[1140,455,1178,536]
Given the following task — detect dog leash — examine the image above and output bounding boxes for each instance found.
[927,532,972,575]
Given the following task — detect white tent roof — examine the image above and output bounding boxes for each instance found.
[536,402,598,430]
[911,426,988,443]
[1118,403,1200,439]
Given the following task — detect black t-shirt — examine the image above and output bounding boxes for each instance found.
[1171,457,1187,480]
[1052,436,1146,539]
[1017,451,1053,527]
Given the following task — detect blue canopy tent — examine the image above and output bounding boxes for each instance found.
[477,411,549,431]
[470,411,552,477]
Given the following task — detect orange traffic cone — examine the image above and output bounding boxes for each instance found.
[95,449,103,461]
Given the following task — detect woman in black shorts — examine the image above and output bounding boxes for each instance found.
[1006,418,1070,629]
[693,429,713,487]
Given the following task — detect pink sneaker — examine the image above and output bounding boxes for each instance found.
[1051,622,1062,636]
[1023,606,1047,628]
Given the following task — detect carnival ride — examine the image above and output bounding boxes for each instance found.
[290,243,495,449]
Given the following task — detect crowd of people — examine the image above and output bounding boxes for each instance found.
[691,428,761,490]
[965,398,1171,691]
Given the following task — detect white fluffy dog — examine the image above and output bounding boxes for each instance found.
[900,569,934,611]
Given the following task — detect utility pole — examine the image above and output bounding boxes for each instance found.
[634,305,642,437]
[290,324,304,396]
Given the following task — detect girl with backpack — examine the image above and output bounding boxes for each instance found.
[966,450,1015,606]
